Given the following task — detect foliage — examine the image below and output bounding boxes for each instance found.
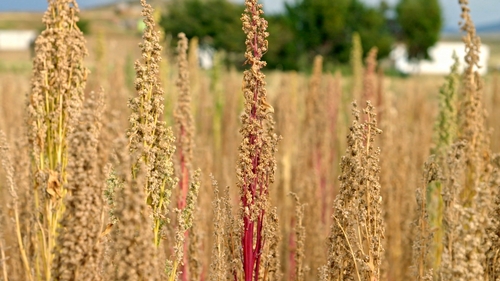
[266,14,298,70]
[76,18,90,35]
[396,0,442,60]
[285,0,394,65]
[160,0,245,55]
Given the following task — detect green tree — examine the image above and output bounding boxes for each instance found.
[345,0,393,61]
[285,0,393,65]
[266,14,298,70]
[160,0,245,54]
[285,0,350,60]
[396,0,442,60]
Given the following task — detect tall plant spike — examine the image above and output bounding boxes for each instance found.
[127,0,177,247]
[238,0,279,280]
[27,0,88,279]
[175,32,195,211]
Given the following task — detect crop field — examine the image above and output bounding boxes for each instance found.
[0,0,499,280]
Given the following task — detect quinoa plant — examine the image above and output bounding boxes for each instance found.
[127,0,177,248]
[27,0,89,279]
[237,0,280,280]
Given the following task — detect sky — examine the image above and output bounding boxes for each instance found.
[0,0,499,29]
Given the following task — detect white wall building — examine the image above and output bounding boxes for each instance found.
[391,42,490,75]
[0,30,37,51]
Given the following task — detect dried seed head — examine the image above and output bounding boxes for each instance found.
[238,0,278,225]
[325,102,384,281]
[52,91,104,281]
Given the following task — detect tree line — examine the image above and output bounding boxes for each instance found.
[160,0,442,70]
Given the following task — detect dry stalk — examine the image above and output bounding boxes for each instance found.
[324,102,384,281]
[411,158,439,281]
[0,131,31,281]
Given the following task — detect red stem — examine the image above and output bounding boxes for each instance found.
[242,2,267,281]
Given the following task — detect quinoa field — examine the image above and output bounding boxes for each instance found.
[0,0,499,280]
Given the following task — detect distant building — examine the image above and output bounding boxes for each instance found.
[391,42,490,75]
[0,30,37,51]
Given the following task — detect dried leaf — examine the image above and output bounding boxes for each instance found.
[47,170,61,198]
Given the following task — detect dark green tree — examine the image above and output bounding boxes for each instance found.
[345,0,394,61]
[266,14,298,70]
[160,0,245,54]
[285,0,350,61]
[285,0,394,65]
[396,0,442,60]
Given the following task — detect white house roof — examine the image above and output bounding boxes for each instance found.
[391,42,490,75]
[0,30,37,51]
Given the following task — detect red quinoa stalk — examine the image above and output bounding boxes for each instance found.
[238,0,279,280]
